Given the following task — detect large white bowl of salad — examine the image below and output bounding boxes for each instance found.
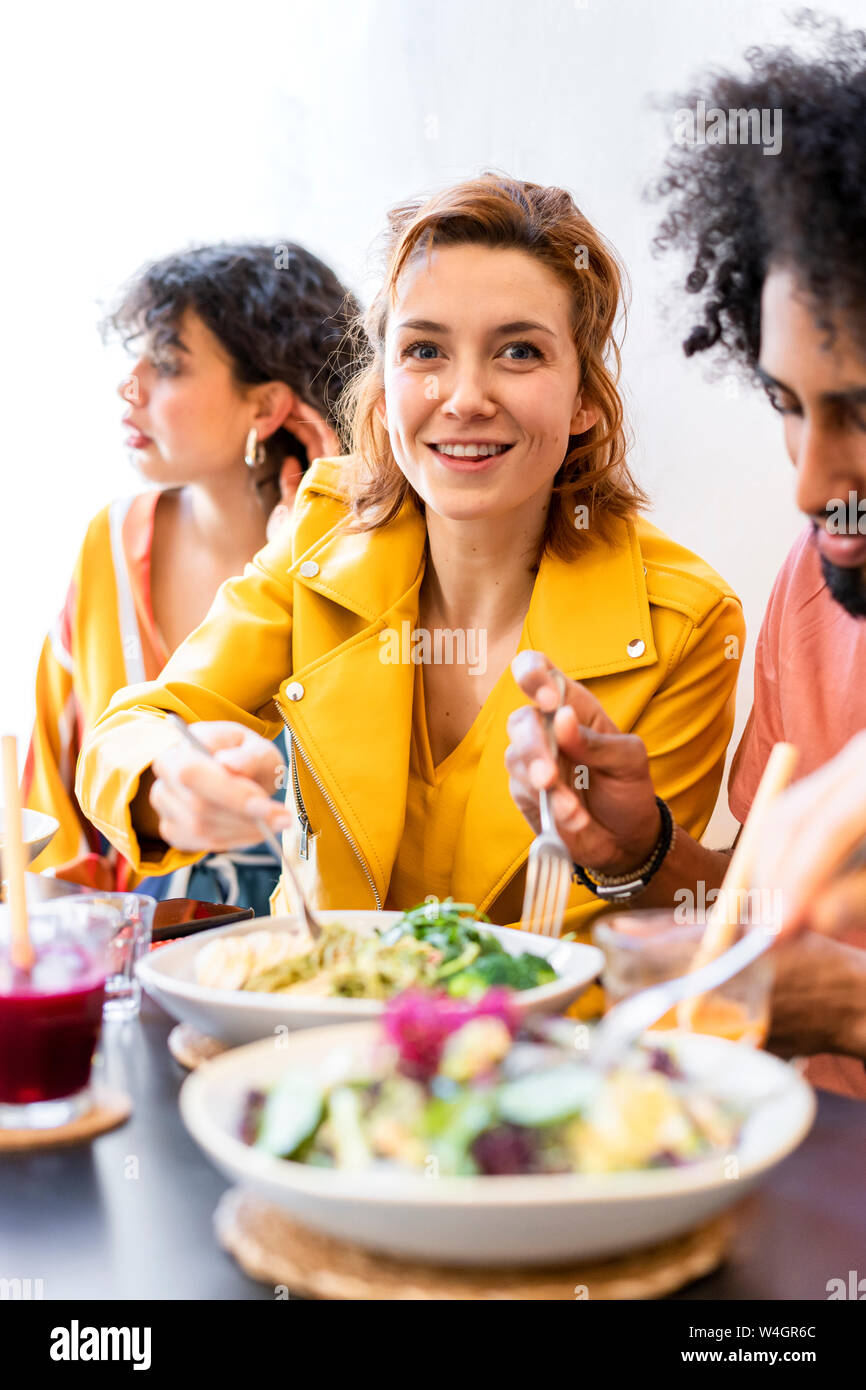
[138,898,604,1045]
[179,993,815,1266]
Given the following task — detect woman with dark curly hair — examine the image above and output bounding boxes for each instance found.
[24,241,358,913]
[511,15,866,1096]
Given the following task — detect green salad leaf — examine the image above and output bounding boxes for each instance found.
[424,1091,499,1175]
[388,897,559,996]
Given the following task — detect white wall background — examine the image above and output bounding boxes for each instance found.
[3,0,856,842]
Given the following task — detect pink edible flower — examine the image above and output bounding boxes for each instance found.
[382,989,518,1079]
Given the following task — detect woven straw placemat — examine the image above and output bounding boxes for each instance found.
[0,1087,131,1152]
[168,1023,230,1070]
[214,1186,733,1300]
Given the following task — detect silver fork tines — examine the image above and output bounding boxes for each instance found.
[166,712,322,941]
[520,672,572,937]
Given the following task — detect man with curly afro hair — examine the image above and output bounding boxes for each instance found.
[491,15,866,1096]
[651,11,866,1097]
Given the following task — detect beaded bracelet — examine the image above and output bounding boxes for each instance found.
[572,797,675,903]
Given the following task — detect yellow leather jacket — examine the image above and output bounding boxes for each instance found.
[77,458,744,939]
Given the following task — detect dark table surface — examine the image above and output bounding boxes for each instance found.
[2,994,864,1301]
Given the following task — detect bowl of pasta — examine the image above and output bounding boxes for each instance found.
[137,898,604,1044]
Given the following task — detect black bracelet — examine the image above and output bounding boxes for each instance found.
[572,797,674,902]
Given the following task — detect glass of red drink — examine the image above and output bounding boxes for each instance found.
[0,898,120,1129]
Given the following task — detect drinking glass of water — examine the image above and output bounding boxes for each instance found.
[76,893,156,1018]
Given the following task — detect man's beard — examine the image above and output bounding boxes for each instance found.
[819,554,866,618]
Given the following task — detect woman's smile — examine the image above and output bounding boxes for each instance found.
[424,439,515,471]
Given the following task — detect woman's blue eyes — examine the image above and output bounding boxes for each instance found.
[402,339,542,362]
[406,341,440,361]
[502,342,541,361]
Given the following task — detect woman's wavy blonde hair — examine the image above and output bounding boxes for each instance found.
[338,173,646,558]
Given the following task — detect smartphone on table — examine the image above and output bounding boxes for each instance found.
[151,899,255,943]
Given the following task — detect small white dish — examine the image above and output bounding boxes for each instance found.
[138,910,604,1044]
[0,808,59,877]
[180,1023,815,1266]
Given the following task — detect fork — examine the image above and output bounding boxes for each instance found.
[166,713,322,941]
[589,925,775,1072]
[520,669,573,937]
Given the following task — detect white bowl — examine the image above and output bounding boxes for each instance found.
[180,1023,815,1266]
[0,809,59,877]
[138,910,605,1044]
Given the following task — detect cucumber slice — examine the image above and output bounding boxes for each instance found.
[328,1086,372,1169]
[254,1072,323,1157]
[497,1064,601,1127]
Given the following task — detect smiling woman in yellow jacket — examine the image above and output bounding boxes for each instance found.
[77,175,744,946]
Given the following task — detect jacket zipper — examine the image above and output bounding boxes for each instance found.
[285,727,311,859]
[275,699,382,910]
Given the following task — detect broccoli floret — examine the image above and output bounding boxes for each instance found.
[446,952,556,997]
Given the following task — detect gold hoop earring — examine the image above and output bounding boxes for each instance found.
[244,427,265,469]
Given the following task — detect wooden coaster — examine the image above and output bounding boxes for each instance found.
[0,1087,131,1152]
[215,1187,734,1300]
[168,1023,230,1070]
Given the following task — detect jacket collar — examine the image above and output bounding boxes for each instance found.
[288,464,657,679]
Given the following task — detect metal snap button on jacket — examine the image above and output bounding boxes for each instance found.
[627,638,646,658]
[298,560,319,578]
[285,682,305,701]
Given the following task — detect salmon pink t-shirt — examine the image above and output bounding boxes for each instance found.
[729,525,866,1099]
